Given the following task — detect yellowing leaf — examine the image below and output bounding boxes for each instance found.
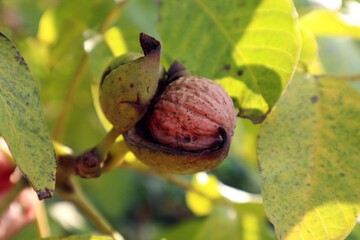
[258,73,360,239]
[300,9,360,39]
[104,27,128,57]
[185,173,221,216]
[0,33,56,199]
[158,0,301,123]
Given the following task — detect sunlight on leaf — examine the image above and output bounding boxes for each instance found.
[0,33,56,199]
[104,27,128,57]
[185,173,221,216]
[300,9,360,39]
[37,8,58,44]
[158,0,301,123]
[258,73,360,239]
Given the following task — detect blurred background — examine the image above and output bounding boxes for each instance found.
[1,0,360,239]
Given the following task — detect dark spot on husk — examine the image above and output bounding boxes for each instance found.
[130,83,134,88]
[223,64,231,70]
[237,70,243,76]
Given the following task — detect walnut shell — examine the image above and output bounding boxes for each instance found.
[123,75,236,174]
[149,76,236,150]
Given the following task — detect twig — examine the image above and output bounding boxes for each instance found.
[52,54,89,140]
[102,140,129,173]
[120,163,230,205]
[120,162,263,206]
[34,199,51,238]
[96,128,122,159]
[98,0,128,34]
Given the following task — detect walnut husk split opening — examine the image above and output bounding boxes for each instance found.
[123,123,231,174]
[98,33,235,175]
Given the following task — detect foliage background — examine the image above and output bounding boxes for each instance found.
[1,0,360,239]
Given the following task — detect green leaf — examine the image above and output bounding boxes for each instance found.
[258,73,360,239]
[347,224,360,240]
[34,235,112,240]
[158,0,301,123]
[300,9,360,39]
[0,33,56,199]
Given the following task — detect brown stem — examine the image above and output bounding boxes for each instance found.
[75,128,121,178]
